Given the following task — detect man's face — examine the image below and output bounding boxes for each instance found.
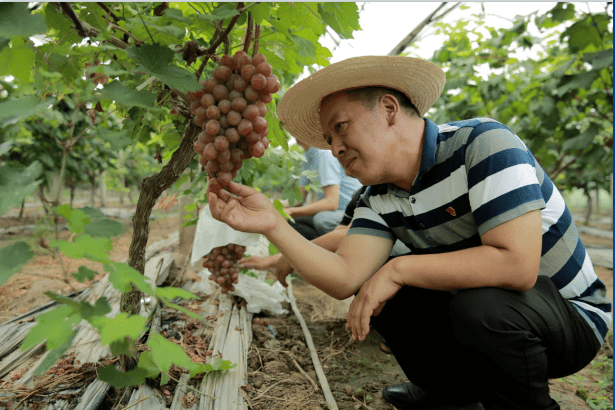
[319,93,394,186]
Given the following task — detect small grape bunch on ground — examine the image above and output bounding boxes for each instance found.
[202,243,247,293]
[189,50,281,190]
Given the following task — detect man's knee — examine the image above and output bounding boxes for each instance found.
[448,287,526,347]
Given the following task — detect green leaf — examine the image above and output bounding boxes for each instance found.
[53,205,90,234]
[104,261,155,296]
[99,81,157,109]
[0,3,46,39]
[0,241,34,287]
[193,4,239,21]
[137,351,162,378]
[548,3,576,22]
[250,3,271,25]
[89,312,148,346]
[96,127,134,151]
[155,287,198,301]
[98,364,150,388]
[34,330,77,376]
[584,49,613,71]
[0,161,43,215]
[51,235,112,263]
[44,291,81,308]
[0,37,35,83]
[0,95,52,124]
[22,305,81,351]
[85,218,124,237]
[125,44,201,92]
[562,17,603,53]
[161,299,202,321]
[72,266,99,283]
[164,8,192,24]
[79,206,105,220]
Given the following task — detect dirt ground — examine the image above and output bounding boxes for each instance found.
[0,203,612,410]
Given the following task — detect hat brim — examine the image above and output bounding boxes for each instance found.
[277,56,446,150]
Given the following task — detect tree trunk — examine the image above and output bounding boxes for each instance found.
[593,187,600,216]
[121,122,200,316]
[90,184,96,207]
[583,185,592,226]
[18,199,26,219]
[100,171,107,208]
[175,179,197,268]
[70,186,76,208]
[119,175,125,206]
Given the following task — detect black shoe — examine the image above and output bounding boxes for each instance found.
[382,382,478,410]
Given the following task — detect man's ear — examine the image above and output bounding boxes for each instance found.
[379,94,399,126]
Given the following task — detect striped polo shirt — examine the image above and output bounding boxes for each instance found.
[348,117,612,344]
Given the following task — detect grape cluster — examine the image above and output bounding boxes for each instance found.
[190,50,280,188]
[202,243,247,293]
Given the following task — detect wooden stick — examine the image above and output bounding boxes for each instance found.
[287,280,338,410]
[283,351,319,391]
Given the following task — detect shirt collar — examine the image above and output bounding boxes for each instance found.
[385,118,438,196]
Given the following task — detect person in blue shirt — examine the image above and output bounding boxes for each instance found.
[284,139,362,240]
[207,56,611,410]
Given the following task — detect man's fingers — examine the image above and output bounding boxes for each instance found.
[219,197,237,222]
[226,181,259,197]
[208,192,220,219]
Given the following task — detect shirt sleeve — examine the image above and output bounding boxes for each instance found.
[347,189,395,241]
[341,186,367,226]
[315,149,342,187]
[465,121,546,236]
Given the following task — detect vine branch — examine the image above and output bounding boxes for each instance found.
[243,12,253,53]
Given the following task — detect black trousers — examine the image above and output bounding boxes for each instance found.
[371,276,601,410]
[288,215,319,240]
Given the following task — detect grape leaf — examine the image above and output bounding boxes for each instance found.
[161,299,202,321]
[53,205,90,234]
[0,241,34,287]
[0,37,34,83]
[0,95,53,124]
[79,206,105,220]
[125,44,201,92]
[193,5,239,21]
[137,351,162,378]
[34,330,77,376]
[89,312,148,346]
[85,218,124,238]
[155,287,198,301]
[22,305,81,351]
[98,364,150,388]
[0,161,43,215]
[0,3,47,39]
[99,81,156,109]
[51,235,112,263]
[104,261,155,296]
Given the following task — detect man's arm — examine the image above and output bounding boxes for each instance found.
[285,184,339,218]
[208,182,393,300]
[346,210,542,340]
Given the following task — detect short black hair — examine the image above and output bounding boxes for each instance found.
[341,87,420,117]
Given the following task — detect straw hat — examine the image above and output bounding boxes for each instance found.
[277,56,446,150]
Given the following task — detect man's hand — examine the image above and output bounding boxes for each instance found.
[274,257,294,287]
[239,254,282,271]
[283,207,298,218]
[346,263,402,341]
[208,181,280,235]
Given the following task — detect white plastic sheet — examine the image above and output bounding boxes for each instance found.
[232,274,290,315]
[190,206,261,267]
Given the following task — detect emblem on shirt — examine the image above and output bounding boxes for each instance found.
[446,207,456,217]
